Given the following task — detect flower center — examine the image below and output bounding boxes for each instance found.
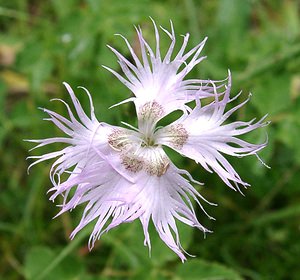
[138,101,164,142]
[107,101,189,177]
[141,135,156,147]
[108,127,169,176]
[155,124,188,149]
[108,107,170,177]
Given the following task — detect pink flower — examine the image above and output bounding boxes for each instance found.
[27,20,268,261]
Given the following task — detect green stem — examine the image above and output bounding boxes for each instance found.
[184,0,201,43]
[236,43,300,86]
[36,227,91,280]
[251,205,300,227]
[0,6,29,21]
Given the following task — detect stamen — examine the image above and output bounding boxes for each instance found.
[145,156,170,177]
[157,124,189,149]
[107,110,171,177]
[121,154,144,173]
[139,101,164,122]
[108,129,131,151]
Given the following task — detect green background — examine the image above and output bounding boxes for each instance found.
[0,0,299,279]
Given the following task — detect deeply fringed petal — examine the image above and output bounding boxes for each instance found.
[156,73,269,192]
[48,158,136,247]
[104,19,224,119]
[52,157,214,262]
[136,164,215,262]
[26,83,113,186]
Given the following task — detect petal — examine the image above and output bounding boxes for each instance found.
[105,20,221,119]
[27,83,116,186]
[156,77,268,191]
[134,164,213,262]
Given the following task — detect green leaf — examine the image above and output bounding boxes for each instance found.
[0,81,8,146]
[251,73,291,116]
[175,259,243,280]
[51,0,77,19]
[102,217,194,269]
[24,246,84,280]
[215,0,251,63]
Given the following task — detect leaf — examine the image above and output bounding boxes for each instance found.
[51,0,77,19]
[215,0,251,63]
[276,100,300,164]
[24,246,84,280]
[251,73,291,116]
[175,259,243,280]
[102,216,194,269]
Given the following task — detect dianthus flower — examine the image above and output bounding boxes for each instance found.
[27,20,268,261]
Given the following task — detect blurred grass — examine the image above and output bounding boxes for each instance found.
[1,0,300,279]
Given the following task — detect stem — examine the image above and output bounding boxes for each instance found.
[184,0,201,42]
[184,0,204,77]
[35,227,91,280]
[236,43,300,86]
[251,205,300,227]
[0,6,29,21]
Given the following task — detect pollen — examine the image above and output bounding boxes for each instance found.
[121,154,144,173]
[119,152,170,177]
[145,156,170,177]
[120,146,170,177]
[108,129,131,151]
[139,101,164,121]
[163,124,188,149]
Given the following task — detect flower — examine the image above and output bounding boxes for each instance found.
[27,20,268,262]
